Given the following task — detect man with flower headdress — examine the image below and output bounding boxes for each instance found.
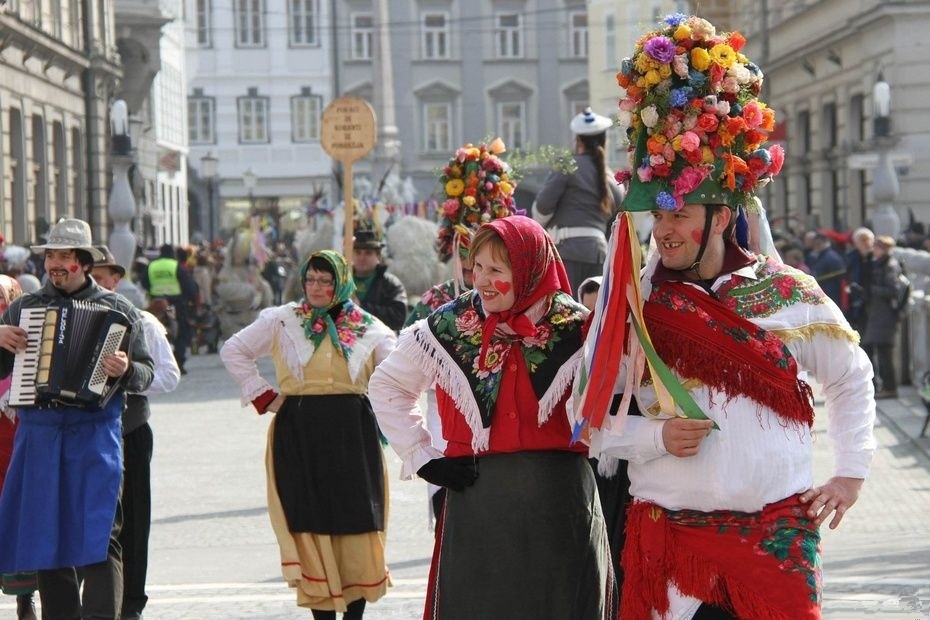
[403,139,518,525]
[576,14,876,620]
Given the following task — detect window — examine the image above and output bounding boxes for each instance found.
[235,0,265,47]
[498,102,525,150]
[48,0,62,37]
[351,13,373,60]
[569,100,588,117]
[196,0,212,47]
[569,11,587,58]
[289,0,318,46]
[71,127,85,219]
[188,96,214,144]
[822,102,837,149]
[495,13,522,58]
[423,103,452,153]
[421,12,449,60]
[292,90,322,142]
[604,14,615,70]
[238,92,269,143]
[849,93,865,144]
[797,110,811,153]
[52,121,66,220]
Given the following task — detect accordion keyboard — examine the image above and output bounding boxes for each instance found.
[9,308,48,407]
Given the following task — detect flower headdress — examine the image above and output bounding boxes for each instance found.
[616,13,785,212]
[436,138,517,261]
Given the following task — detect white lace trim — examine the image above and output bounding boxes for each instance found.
[537,347,583,426]
[395,325,490,452]
[347,320,394,382]
[240,375,274,407]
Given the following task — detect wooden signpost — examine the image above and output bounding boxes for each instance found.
[320,96,377,261]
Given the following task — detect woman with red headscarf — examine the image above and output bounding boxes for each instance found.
[370,216,614,619]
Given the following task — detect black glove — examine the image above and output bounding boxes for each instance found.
[417,457,479,492]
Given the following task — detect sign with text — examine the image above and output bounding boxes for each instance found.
[321,97,377,163]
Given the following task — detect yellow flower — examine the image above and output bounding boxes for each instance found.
[463,196,476,207]
[644,69,662,86]
[701,146,715,164]
[709,44,736,69]
[500,181,514,195]
[634,54,652,73]
[674,24,691,41]
[489,137,506,154]
[691,47,711,71]
[671,135,683,151]
[466,147,480,159]
[658,64,672,79]
[445,178,465,197]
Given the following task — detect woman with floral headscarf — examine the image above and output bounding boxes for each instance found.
[370,216,615,619]
[221,250,396,619]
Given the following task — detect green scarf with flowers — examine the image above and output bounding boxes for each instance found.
[295,250,369,358]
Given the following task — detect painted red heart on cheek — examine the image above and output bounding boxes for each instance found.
[690,230,703,243]
[493,280,511,295]
[69,264,79,273]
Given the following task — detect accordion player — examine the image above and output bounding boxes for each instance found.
[9,299,131,408]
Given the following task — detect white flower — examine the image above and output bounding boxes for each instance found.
[715,100,731,116]
[641,105,659,128]
[617,110,633,129]
[728,63,751,84]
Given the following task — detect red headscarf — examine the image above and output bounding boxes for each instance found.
[477,216,572,369]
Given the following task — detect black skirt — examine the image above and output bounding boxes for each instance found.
[430,451,613,619]
[272,394,385,535]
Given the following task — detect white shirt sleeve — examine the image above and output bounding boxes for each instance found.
[141,312,181,396]
[788,330,877,479]
[368,338,444,479]
[219,310,277,406]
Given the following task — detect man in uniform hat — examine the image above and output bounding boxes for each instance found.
[352,230,407,331]
[0,219,154,619]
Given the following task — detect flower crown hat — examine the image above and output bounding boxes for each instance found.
[615,13,785,213]
[436,137,517,262]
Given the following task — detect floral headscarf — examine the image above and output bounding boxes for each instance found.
[475,216,572,370]
[296,250,359,355]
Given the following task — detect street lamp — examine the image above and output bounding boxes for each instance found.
[242,167,257,214]
[870,70,900,237]
[200,152,218,243]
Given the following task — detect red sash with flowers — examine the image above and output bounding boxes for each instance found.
[621,496,822,620]
[644,280,815,427]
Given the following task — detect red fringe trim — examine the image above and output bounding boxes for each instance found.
[648,318,815,428]
[621,502,821,620]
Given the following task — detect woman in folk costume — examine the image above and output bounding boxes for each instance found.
[403,139,518,527]
[575,14,876,620]
[220,250,396,619]
[371,215,616,619]
[0,275,37,620]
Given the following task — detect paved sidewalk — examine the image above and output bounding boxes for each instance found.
[874,384,930,458]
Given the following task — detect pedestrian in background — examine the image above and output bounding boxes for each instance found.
[351,231,407,332]
[92,246,181,619]
[862,235,907,398]
[532,107,624,292]
[845,227,875,333]
[141,244,199,374]
[370,216,615,619]
[221,250,396,619]
[808,232,847,308]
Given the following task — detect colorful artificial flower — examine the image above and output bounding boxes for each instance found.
[436,139,517,260]
[615,13,786,211]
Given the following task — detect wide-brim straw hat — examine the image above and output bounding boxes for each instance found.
[30,218,106,261]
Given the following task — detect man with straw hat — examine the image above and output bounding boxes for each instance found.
[0,218,154,619]
[574,14,876,619]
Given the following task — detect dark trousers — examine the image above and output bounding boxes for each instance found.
[118,423,153,617]
[38,504,123,620]
[864,343,897,391]
[311,598,366,620]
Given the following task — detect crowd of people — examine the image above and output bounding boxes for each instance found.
[0,12,885,620]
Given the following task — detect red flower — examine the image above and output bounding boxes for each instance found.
[696,113,719,133]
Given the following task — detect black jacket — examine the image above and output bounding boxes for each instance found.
[358,265,408,331]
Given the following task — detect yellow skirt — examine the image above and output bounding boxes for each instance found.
[265,418,391,611]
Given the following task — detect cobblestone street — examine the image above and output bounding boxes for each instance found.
[1,353,928,618]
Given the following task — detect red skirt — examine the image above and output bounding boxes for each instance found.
[621,495,822,620]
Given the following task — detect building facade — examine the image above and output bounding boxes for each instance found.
[184,0,333,242]
[736,0,930,233]
[0,0,121,246]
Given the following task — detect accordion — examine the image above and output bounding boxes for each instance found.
[9,300,131,408]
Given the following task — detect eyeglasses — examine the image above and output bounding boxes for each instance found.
[304,277,335,288]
